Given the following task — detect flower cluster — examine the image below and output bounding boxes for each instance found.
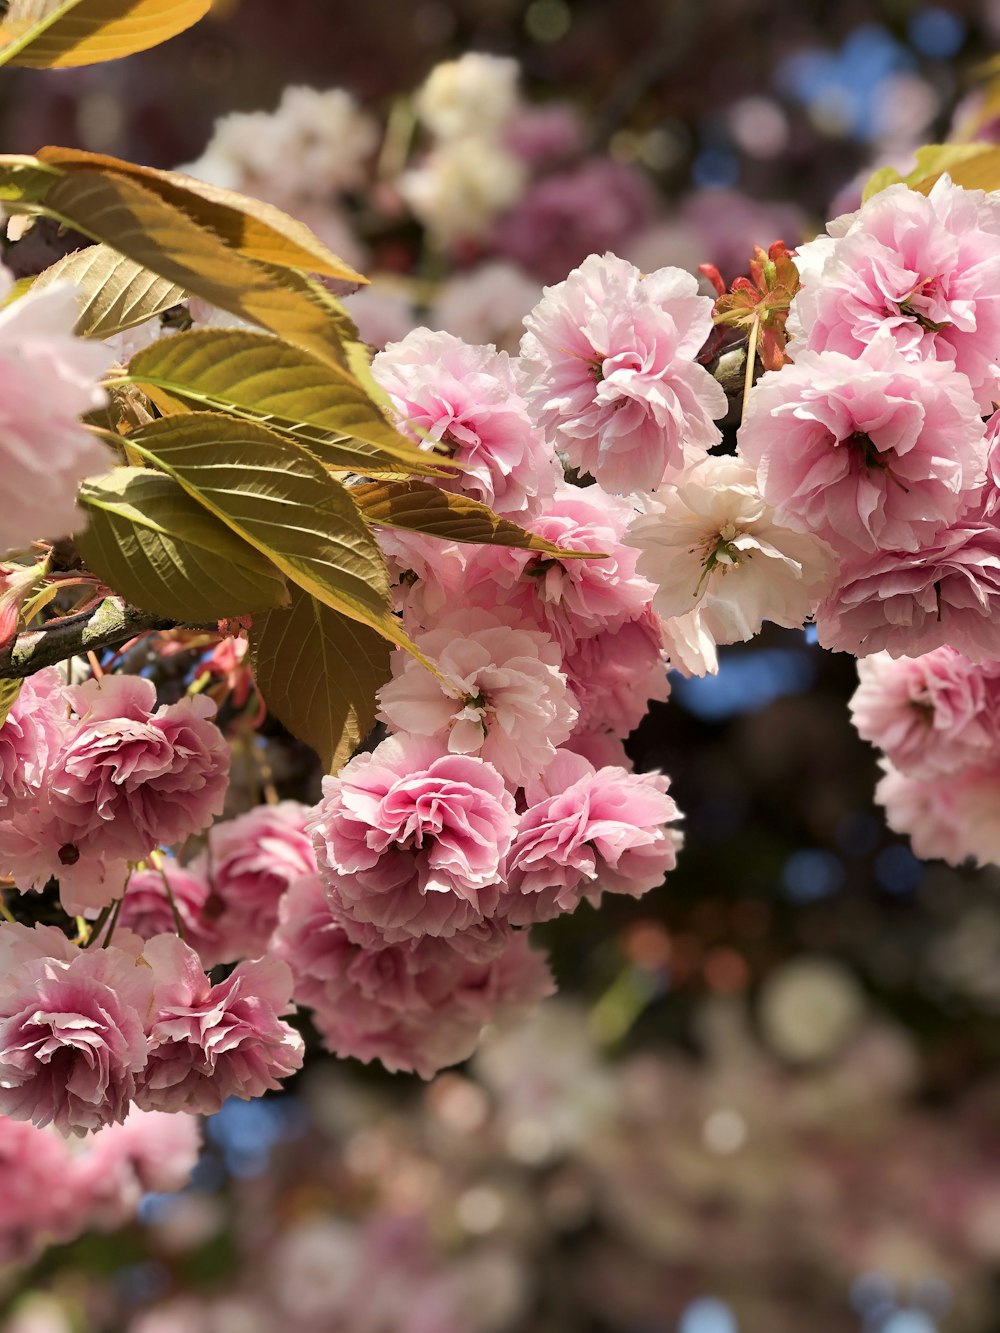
[0,922,302,1136]
[851,649,1000,868]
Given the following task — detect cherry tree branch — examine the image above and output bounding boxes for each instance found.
[0,599,186,679]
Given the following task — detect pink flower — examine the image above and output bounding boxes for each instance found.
[628,455,836,666]
[561,610,669,738]
[0,667,69,814]
[376,610,578,786]
[0,267,115,555]
[113,857,220,963]
[739,337,987,556]
[815,515,1000,661]
[195,801,316,964]
[501,750,681,924]
[272,875,554,1078]
[460,484,657,651]
[372,329,558,517]
[0,674,231,913]
[0,924,153,1136]
[519,252,726,493]
[876,759,1000,867]
[136,934,303,1115]
[309,734,516,943]
[850,649,1000,777]
[789,176,1000,410]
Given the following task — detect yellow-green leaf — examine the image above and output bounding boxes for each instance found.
[77,467,290,621]
[0,0,209,68]
[0,153,63,203]
[33,168,350,368]
[352,479,600,557]
[37,147,366,284]
[123,413,407,647]
[862,143,1000,202]
[124,328,451,477]
[250,584,390,772]
[0,678,22,727]
[32,244,185,338]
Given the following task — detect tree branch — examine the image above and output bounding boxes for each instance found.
[0,599,188,679]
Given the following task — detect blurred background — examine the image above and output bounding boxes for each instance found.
[6,2,1000,1330]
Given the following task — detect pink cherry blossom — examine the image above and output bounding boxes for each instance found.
[0,674,230,913]
[789,176,1000,410]
[815,515,1000,661]
[739,337,987,556]
[308,734,516,944]
[376,609,577,786]
[194,801,316,964]
[272,875,553,1078]
[850,649,1000,777]
[519,252,726,493]
[501,750,681,925]
[0,267,115,556]
[628,455,836,663]
[137,934,303,1115]
[876,759,1000,868]
[0,924,153,1136]
[372,328,559,517]
[113,857,220,963]
[0,667,70,814]
[460,484,657,651]
[561,609,669,739]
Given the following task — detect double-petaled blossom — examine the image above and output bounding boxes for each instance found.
[0,667,70,815]
[0,925,153,1137]
[460,485,656,651]
[113,857,220,964]
[136,934,303,1115]
[0,674,229,914]
[789,176,1000,410]
[739,337,987,557]
[501,751,681,925]
[0,264,114,557]
[376,610,578,787]
[372,329,559,516]
[627,455,836,674]
[272,875,554,1079]
[519,252,726,493]
[850,649,1000,778]
[308,734,516,944]
[875,759,1000,868]
[73,1108,203,1228]
[192,801,316,964]
[560,609,669,739]
[814,513,1000,661]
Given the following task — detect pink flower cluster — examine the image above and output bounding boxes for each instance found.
[0,922,302,1136]
[0,1104,201,1265]
[850,649,1000,868]
[738,176,1000,663]
[0,671,229,915]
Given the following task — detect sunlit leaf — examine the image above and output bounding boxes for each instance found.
[32,244,185,338]
[123,413,408,647]
[33,168,350,367]
[251,584,390,772]
[0,678,23,727]
[37,147,366,284]
[0,0,209,68]
[352,479,601,557]
[77,467,290,621]
[125,329,450,476]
